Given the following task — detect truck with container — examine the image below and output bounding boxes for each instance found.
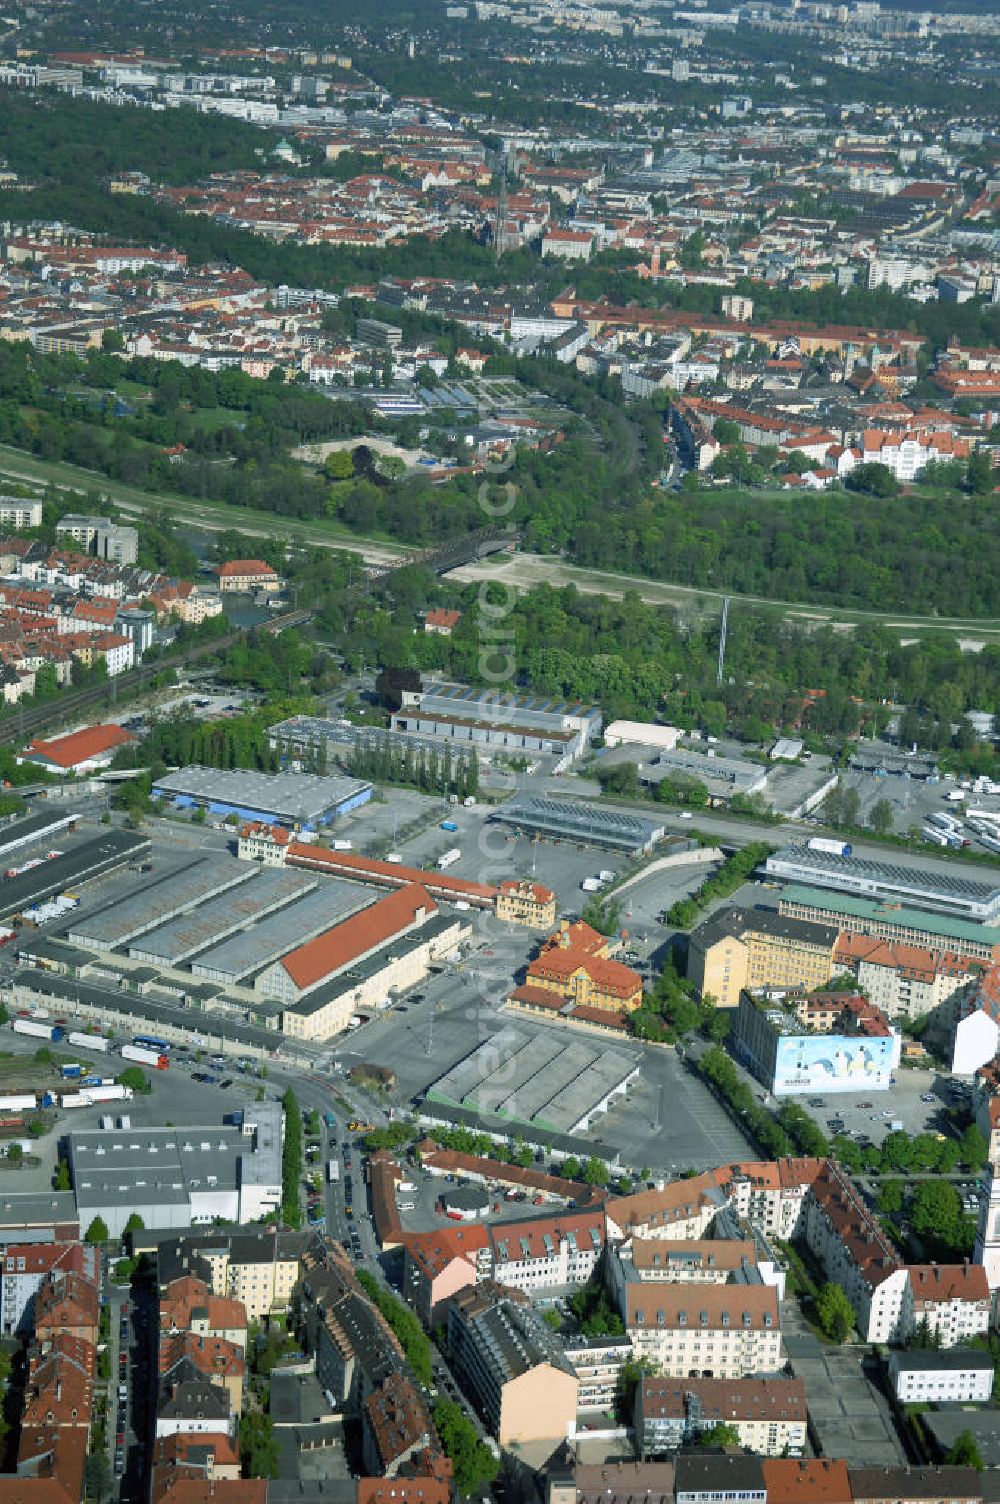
[61,1063,84,1080]
[12,1018,64,1042]
[922,826,950,847]
[120,1044,169,1070]
[806,837,852,858]
[59,1092,92,1110]
[83,1084,132,1104]
[67,1031,109,1053]
[437,848,461,871]
[0,1093,37,1112]
[326,1160,340,1183]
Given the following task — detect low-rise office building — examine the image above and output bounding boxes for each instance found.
[887,1350,994,1406]
[391,679,602,762]
[779,885,1000,964]
[766,847,1000,925]
[517,919,644,1018]
[496,879,558,930]
[216,558,281,593]
[274,894,470,1041]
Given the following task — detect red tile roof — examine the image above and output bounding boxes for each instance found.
[908,1263,990,1307]
[280,882,437,991]
[24,723,135,769]
[287,839,496,903]
[358,1480,451,1504]
[217,558,278,577]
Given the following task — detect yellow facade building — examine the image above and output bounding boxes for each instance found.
[688,906,839,1008]
[495,879,558,930]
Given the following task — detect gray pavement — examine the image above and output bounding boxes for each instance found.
[783,1306,908,1465]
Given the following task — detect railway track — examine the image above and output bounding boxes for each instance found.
[0,609,314,748]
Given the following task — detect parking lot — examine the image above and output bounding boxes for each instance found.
[791,1065,957,1148]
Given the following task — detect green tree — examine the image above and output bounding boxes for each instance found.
[967,451,994,496]
[960,1125,989,1173]
[699,1421,743,1449]
[582,1156,609,1186]
[870,798,894,835]
[815,1281,854,1342]
[85,1215,110,1244]
[910,1180,970,1256]
[877,1178,905,1215]
[433,1399,499,1495]
[85,1451,112,1500]
[324,448,355,480]
[561,1156,581,1180]
[947,1430,985,1470]
[239,1411,280,1478]
[5,1142,22,1163]
[54,1158,71,1191]
[117,1066,151,1094]
[123,1212,145,1234]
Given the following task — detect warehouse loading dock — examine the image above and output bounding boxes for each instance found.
[0,831,150,921]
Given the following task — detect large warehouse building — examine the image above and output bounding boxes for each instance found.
[494,796,666,855]
[389,680,602,763]
[151,766,372,829]
[766,845,1000,923]
[426,1025,640,1136]
[67,1102,283,1238]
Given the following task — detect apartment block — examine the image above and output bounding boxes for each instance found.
[155,1229,305,1321]
[834,933,978,1021]
[489,1209,605,1293]
[636,1374,807,1457]
[447,1283,578,1445]
[402,1226,490,1326]
[802,1162,908,1343]
[564,1334,634,1412]
[620,1282,782,1378]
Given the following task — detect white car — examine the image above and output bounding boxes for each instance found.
[679,811,693,820]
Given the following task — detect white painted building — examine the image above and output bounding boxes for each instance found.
[888,1350,993,1405]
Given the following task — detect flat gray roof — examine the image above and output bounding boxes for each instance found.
[429,1026,639,1135]
[128,868,317,965]
[494,796,664,852]
[152,765,371,823]
[0,808,74,857]
[767,844,1000,922]
[68,856,255,949]
[0,831,150,920]
[191,879,372,983]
